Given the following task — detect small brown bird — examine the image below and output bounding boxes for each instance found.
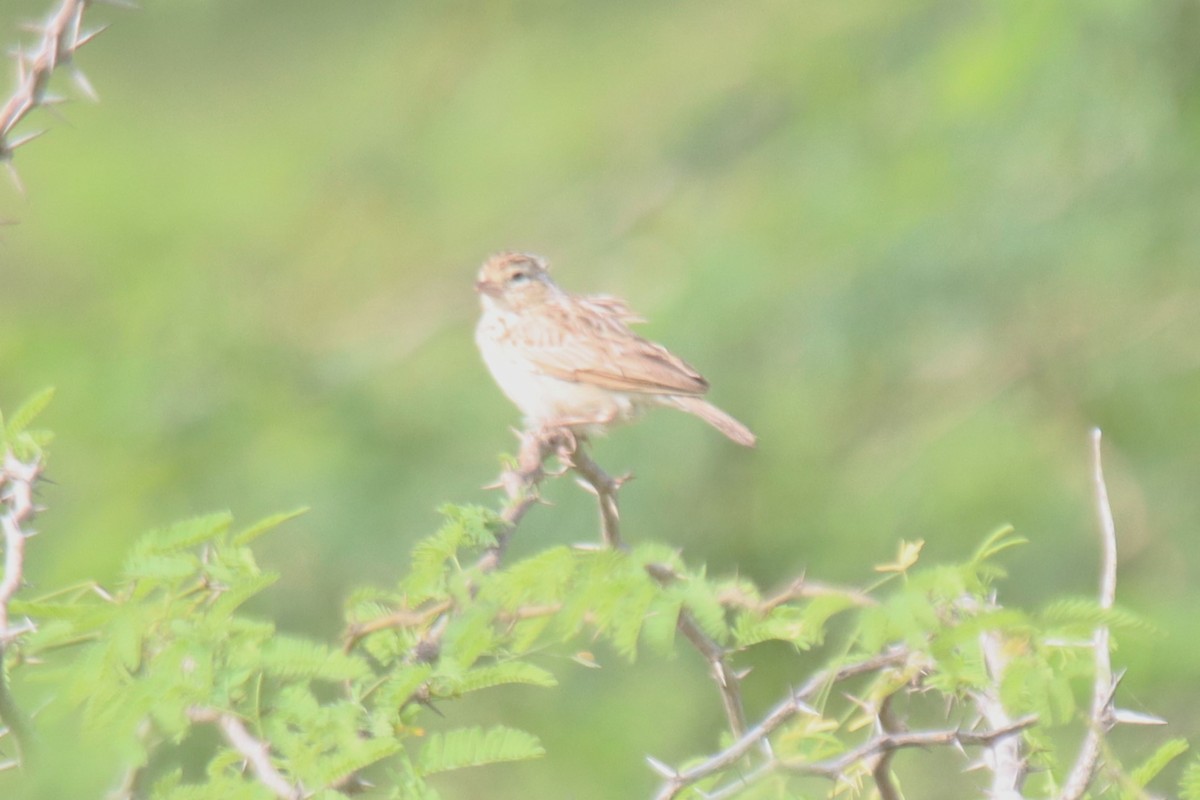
[474,252,756,447]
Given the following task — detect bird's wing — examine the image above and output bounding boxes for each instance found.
[520,296,709,396]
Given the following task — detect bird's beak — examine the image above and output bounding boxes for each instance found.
[474,279,502,298]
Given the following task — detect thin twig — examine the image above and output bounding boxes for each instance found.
[782,715,1039,778]
[188,707,301,800]
[683,608,748,737]
[1059,429,1119,800]
[0,451,42,766]
[871,695,902,800]
[566,444,626,549]
[720,574,876,613]
[1,0,118,188]
[646,561,750,742]
[341,598,453,654]
[697,713,1037,800]
[974,626,1029,798]
[650,647,910,800]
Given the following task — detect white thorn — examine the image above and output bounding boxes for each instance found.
[1112,708,1167,726]
[70,67,99,102]
[4,161,27,197]
[8,129,47,150]
[644,755,676,779]
[75,24,111,49]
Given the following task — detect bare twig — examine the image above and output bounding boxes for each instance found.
[0,451,42,765]
[1,0,118,189]
[684,607,749,737]
[188,707,301,800]
[781,715,1038,778]
[565,444,626,549]
[645,560,751,742]
[871,695,902,800]
[650,647,910,800]
[694,716,1035,800]
[738,574,877,613]
[341,598,453,654]
[0,454,39,640]
[975,628,1029,798]
[1059,428,1119,800]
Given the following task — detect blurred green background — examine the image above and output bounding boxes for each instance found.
[2,0,1199,797]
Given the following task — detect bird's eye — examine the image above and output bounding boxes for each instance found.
[509,272,529,284]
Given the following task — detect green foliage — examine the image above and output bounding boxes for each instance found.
[0,387,55,458]
[4,0,1200,794]
[1126,739,1188,798]
[417,726,544,776]
[11,491,1185,799]
[0,405,1190,799]
[1181,757,1200,800]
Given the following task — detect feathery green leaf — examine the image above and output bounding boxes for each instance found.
[232,507,310,545]
[418,725,545,775]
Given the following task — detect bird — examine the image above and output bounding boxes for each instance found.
[474,251,756,447]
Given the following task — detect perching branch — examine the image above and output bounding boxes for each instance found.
[568,444,751,742]
[1,0,121,191]
[187,707,301,800]
[1058,428,1119,800]
[0,450,43,766]
[565,444,627,550]
[476,428,573,572]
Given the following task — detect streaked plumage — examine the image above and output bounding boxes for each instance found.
[474,252,756,447]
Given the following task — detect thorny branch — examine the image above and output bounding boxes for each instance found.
[0,451,42,767]
[648,648,910,800]
[644,558,751,741]
[975,627,1029,798]
[871,695,902,800]
[779,715,1038,778]
[651,428,1135,800]
[188,707,301,800]
[1058,429,1120,800]
[1,0,121,191]
[565,444,626,550]
[654,651,1040,800]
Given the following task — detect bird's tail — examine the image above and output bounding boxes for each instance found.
[671,396,757,447]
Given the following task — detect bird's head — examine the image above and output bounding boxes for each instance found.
[474,252,556,310]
